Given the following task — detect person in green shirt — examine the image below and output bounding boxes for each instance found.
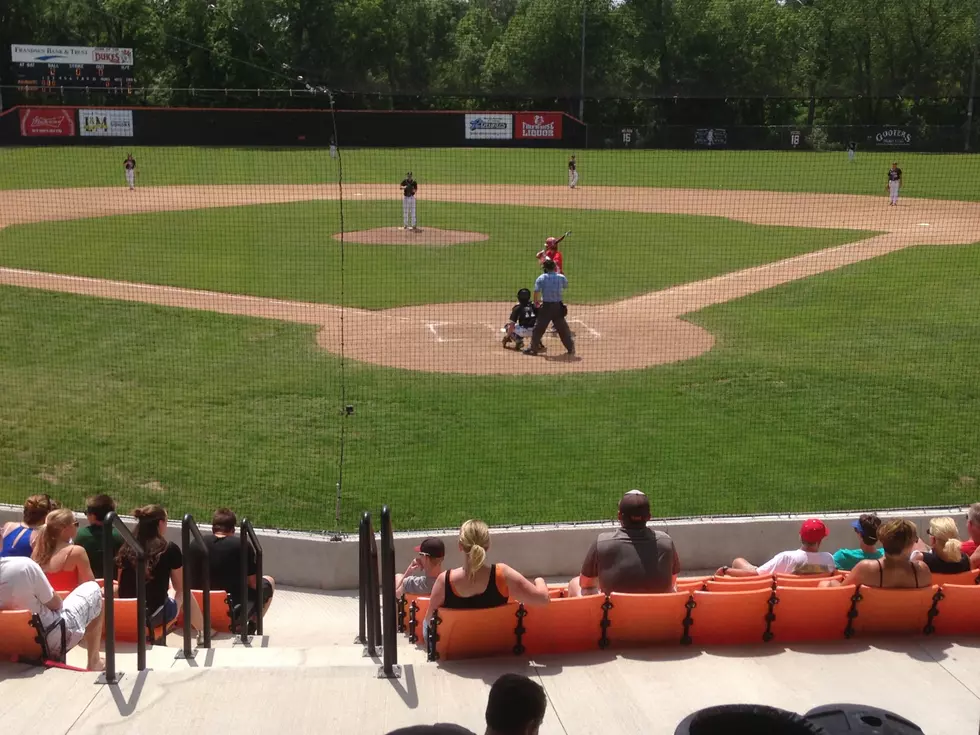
[74,494,124,580]
[833,513,884,571]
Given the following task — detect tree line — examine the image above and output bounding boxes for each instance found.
[2,0,978,126]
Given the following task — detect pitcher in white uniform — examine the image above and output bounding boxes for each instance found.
[400,172,418,230]
[124,154,137,190]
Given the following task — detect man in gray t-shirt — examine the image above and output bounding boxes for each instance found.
[395,537,445,596]
[568,490,680,596]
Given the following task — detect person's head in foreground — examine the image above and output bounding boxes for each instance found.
[926,517,962,562]
[23,494,58,527]
[485,674,547,735]
[880,518,918,558]
[211,507,237,534]
[799,518,828,550]
[852,513,881,549]
[459,520,491,579]
[85,494,116,525]
[119,504,169,571]
[32,509,78,568]
[415,537,446,574]
[967,503,980,543]
[618,489,651,530]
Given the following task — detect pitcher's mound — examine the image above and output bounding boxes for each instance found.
[334,227,489,246]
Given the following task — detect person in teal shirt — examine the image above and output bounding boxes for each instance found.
[74,494,124,579]
[833,513,884,571]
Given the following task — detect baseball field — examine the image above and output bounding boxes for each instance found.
[1,147,978,532]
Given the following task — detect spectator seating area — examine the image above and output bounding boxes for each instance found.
[397,570,980,662]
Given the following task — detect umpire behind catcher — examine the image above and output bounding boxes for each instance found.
[525,259,575,357]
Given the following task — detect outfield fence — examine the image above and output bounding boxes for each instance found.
[1,98,979,535]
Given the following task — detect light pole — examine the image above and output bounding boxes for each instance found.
[578,0,587,120]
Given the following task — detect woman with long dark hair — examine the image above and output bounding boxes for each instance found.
[116,505,204,639]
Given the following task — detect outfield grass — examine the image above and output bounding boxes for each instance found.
[2,147,978,201]
[0,202,870,308]
[1,241,978,531]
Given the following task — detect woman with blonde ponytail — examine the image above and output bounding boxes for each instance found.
[424,520,550,631]
[31,509,94,592]
[912,517,971,574]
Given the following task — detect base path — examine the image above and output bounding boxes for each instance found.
[1,185,978,375]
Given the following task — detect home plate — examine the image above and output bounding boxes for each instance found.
[918,223,931,227]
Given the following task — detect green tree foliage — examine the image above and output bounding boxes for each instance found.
[2,0,978,122]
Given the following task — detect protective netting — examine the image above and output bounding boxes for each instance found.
[1,0,979,533]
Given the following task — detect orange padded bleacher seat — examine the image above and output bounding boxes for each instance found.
[112,599,170,643]
[689,588,773,646]
[930,584,980,636]
[932,570,980,587]
[849,585,940,638]
[775,574,844,588]
[428,602,521,661]
[521,595,605,656]
[705,577,774,592]
[0,610,44,661]
[547,584,568,599]
[769,585,856,643]
[606,591,691,648]
[676,577,709,591]
[405,595,430,643]
[175,590,234,633]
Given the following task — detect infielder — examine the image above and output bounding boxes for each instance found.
[400,171,418,230]
[847,141,856,162]
[124,153,137,190]
[568,155,578,188]
[501,288,537,351]
[886,162,902,206]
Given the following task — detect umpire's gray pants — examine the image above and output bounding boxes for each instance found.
[530,302,574,353]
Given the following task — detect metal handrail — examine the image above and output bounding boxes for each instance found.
[102,512,146,684]
[180,514,212,658]
[357,511,382,655]
[238,518,264,643]
[379,505,400,678]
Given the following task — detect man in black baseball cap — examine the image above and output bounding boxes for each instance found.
[396,537,446,596]
[568,490,680,596]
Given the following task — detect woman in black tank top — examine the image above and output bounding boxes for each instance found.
[423,520,551,633]
[826,519,932,590]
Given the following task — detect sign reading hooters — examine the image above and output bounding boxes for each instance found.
[19,107,76,137]
[515,113,563,140]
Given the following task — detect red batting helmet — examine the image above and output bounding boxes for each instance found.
[545,237,557,248]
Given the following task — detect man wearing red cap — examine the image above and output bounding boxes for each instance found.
[568,490,680,596]
[719,518,835,577]
[396,537,445,596]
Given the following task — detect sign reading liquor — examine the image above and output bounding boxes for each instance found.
[514,113,563,140]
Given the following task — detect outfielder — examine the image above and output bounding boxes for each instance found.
[501,288,537,351]
[886,162,902,206]
[568,155,578,188]
[400,172,418,230]
[847,141,856,162]
[124,153,137,190]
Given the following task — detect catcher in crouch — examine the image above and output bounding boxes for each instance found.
[502,288,538,351]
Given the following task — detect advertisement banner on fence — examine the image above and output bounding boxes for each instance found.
[19,107,76,137]
[514,113,563,140]
[874,128,912,147]
[79,109,135,137]
[464,113,513,140]
[11,44,134,66]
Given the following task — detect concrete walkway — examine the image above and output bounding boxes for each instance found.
[2,586,978,734]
